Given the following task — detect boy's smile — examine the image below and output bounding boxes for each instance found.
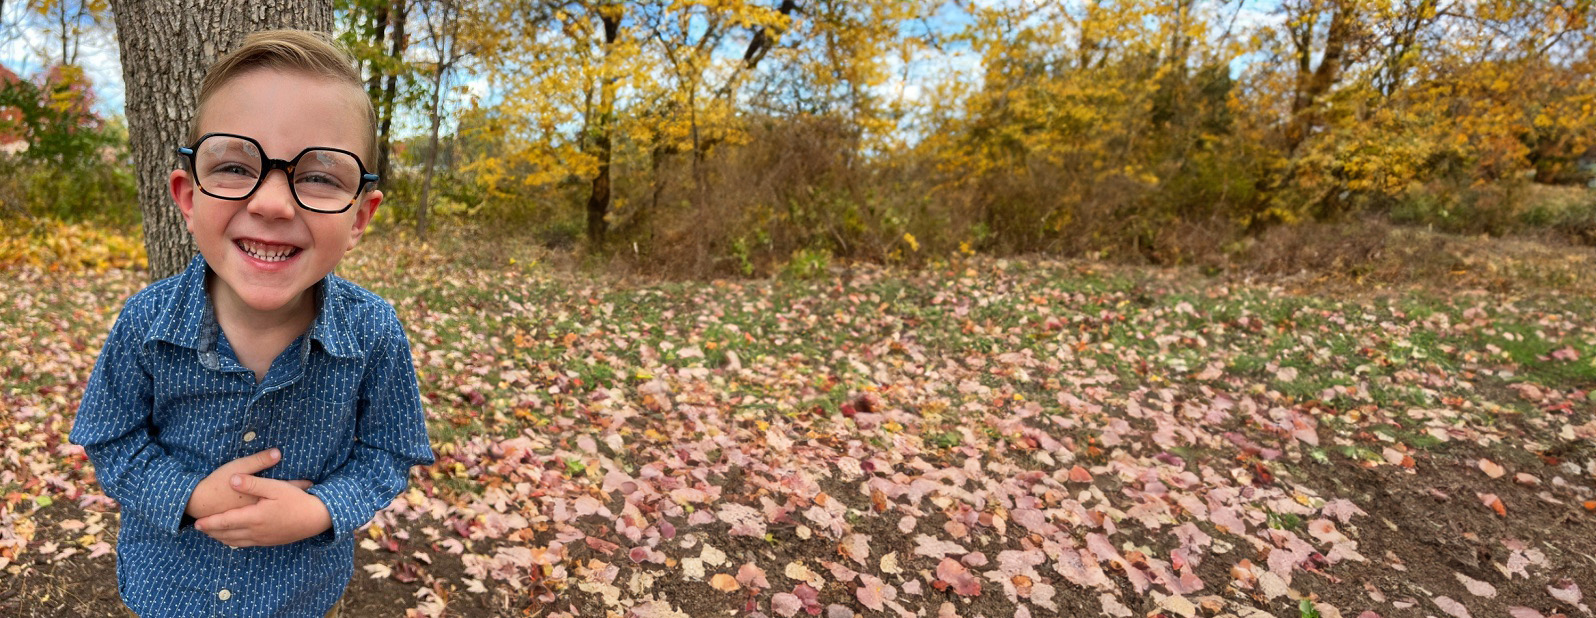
[171,69,380,319]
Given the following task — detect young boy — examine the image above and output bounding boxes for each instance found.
[70,30,434,617]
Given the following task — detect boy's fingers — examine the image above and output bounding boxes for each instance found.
[230,474,299,499]
[204,529,256,548]
[289,480,314,490]
[195,511,237,533]
[228,448,282,475]
[197,504,263,534]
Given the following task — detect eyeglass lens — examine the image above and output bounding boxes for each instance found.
[193,135,363,212]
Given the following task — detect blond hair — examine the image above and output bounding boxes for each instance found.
[191,29,377,162]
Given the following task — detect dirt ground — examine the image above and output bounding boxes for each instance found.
[4,432,1592,617]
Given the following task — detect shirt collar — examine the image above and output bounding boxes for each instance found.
[145,253,360,359]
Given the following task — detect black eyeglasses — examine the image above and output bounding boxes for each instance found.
[175,133,379,214]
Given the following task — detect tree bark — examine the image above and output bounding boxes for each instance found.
[416,0,460,240]
[111,0,334,280]
[416,60,443,239]
[585,6,622,247]
[1285,0,1356,153]
[377,1,407,184]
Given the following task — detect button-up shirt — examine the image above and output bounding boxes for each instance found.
[70,254,434,617]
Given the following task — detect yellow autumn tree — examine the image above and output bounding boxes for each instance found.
[920,0,1254,258]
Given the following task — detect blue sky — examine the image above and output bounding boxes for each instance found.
[1,22,125,116]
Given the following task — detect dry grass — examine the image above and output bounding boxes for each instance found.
[1228,219,1594,295]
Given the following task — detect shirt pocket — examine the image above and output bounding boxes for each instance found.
[270,386,360,483]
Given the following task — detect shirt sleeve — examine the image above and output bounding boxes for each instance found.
[307,309,434,544]
[69,306,206,536]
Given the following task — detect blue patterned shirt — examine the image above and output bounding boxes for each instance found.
[70,254,435,617]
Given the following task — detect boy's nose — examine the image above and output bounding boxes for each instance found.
[246,170,299,220]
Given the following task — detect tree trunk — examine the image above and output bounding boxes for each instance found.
[415,0,458,240]
[111,0,334,280]
[585,7,623,247]
[1285,1,1355,153]
[377,1,407,184]
[364,1,389,97]
[416,61,445,240]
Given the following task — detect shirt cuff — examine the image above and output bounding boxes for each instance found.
[306,477,370,545]
[142,461,205,536]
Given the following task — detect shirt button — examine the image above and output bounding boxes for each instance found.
[243,431,257,443]
[218,589,232,601]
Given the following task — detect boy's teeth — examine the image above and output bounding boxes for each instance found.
[238,240,298,262]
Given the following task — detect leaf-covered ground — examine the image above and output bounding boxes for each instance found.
[2,233,1595,618]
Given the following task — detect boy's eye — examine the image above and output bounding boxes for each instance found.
[295,172,344,188]
[211,162,258,177]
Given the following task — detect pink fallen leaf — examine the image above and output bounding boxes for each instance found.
[935,557,982,596]
[736,563,770,589]
[1550,346,1580,361]
[913,534,967,559]
[86,542,113,559]
[1548,579,1582,605]
[1478,458,1506,479]
[1099,593,1133,617]
[838,534,870,565]
[856,574,888,611]
[996,549,1045,575]
[1434,596,1472,618]
[629,601,688,618]
[1455,573,1497,598]
[1507,607,1546,618]
[792,583,823,615]
[820,559,859,583]
[718,504,767,537]
[771,593,803,617]
[1068,465,1092,483]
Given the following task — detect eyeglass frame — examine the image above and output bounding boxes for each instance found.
[174,132,380,214]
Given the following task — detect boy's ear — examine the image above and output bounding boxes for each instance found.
[346,189,382,252]
[170,169,196,232]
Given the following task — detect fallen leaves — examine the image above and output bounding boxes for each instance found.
[855,574,889,611]
[708,573,739,592]
[1478,458,1506,479]
[1478,493,1508,517]
[1456,572,1497,598]
[932,558,981,596]
[1435,595,1473,618]
[1547,579,1582,605]
[7,243,1596,618]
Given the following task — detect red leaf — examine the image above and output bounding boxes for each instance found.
[935,557,982,597]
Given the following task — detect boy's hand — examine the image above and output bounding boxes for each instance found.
[186,449,314,520]
[194,473,332,547]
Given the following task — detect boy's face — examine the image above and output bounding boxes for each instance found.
[171,68,380,316]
